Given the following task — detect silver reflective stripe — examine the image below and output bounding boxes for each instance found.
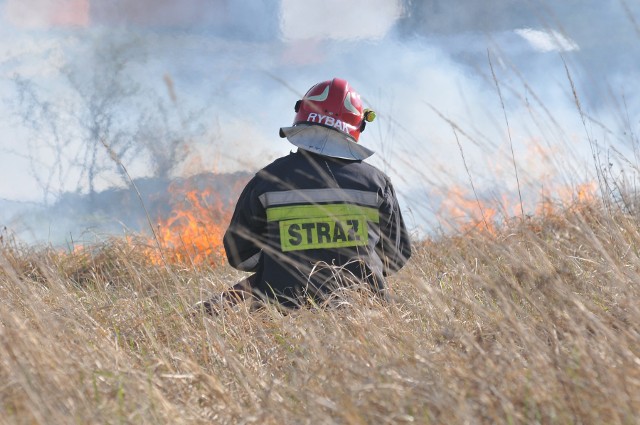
[306,85,330,101]
[236,252,261,272]
[343,92,360,115]
[259,188,381,208]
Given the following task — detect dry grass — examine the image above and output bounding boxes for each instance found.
[1,201,639,424]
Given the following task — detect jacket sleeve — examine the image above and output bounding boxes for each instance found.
[376,180,412,276]
[223,175,267,272]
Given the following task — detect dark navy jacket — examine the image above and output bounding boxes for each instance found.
[223,149,411,307]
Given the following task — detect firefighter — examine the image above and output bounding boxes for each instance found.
[200,77,411,313]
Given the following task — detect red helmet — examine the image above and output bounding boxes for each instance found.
[280,78,376,160]
[293,78,367,141]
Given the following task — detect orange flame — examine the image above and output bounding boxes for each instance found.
[536,181,598,217]
[438,186,505,235]
[149,183,233,267]
[440,181,599,235]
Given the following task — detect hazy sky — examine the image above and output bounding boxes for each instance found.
[1,0,639,233]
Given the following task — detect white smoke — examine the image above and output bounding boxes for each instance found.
[0,0,639,239]
[515,28,579,52]
[279,0,402,41]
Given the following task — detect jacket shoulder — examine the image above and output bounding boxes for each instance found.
[257,151,298,175]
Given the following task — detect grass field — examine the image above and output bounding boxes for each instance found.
[1,198,639,424]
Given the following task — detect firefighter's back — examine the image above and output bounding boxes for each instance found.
[251,149,393,306]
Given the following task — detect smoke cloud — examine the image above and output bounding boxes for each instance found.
[4,0,89,28]
[0,0,639,241]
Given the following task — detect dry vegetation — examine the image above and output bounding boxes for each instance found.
[1,199,639,424]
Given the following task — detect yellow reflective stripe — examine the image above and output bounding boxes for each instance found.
[266,204,379,223]
[280,215,368,252]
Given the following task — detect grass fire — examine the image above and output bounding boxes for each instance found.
[152,185,231,267]
[1,2,639,423]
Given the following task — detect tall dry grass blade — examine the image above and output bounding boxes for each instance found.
[452,126,491,232]
[99,137,168,267]
[487,49,525,220]
[619,0,640,37]
[561,55,610,209]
